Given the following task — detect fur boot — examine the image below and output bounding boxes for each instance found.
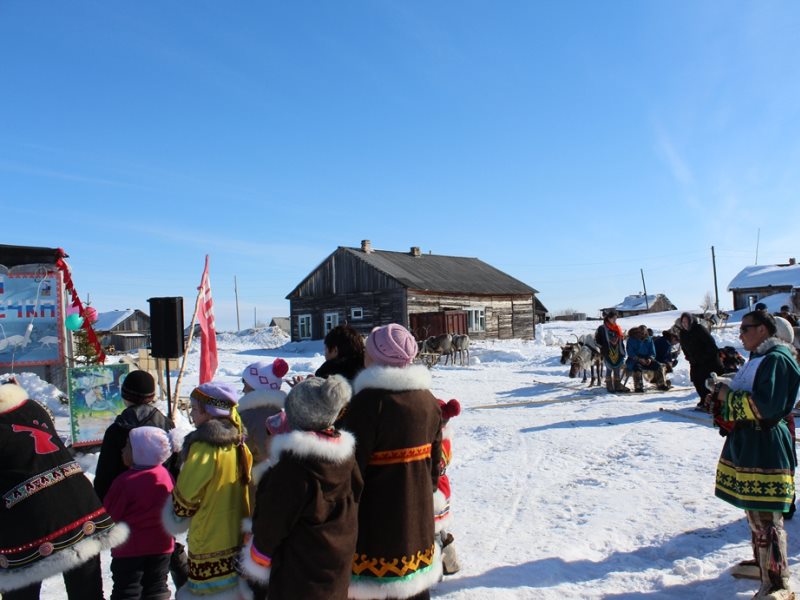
[653,366,672,391]
[632,371,644,393]
[605,375,614,393]
[440,532,460,575]
[612,371,630,393]
[753,525,792,599]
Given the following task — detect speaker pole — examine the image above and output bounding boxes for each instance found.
[172,290,202,420]
[165,360,173,418]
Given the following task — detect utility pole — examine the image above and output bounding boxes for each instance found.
[234,276,241,331]
[254,307,257,329]
[711,246,720,314]
[755,228,760,265]
[640,269,649,310]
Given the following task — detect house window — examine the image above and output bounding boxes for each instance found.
[467,308,485,332]
[351,307,364,320]
[324,312,339,335]
[298,314,312,339]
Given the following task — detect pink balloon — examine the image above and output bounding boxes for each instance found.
[84,307,98,323]
[66,304,80,316]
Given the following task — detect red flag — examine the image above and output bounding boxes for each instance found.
[197,255,218,383]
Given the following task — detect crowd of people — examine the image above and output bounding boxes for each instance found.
[3,303,800,599]
[0,324,456,600]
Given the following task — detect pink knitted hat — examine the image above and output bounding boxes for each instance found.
[129,426,172,468]
[365,324,418,367]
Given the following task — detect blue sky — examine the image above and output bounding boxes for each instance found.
[2,2,799,331]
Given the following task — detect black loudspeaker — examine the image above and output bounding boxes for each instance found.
[148,297,185,359]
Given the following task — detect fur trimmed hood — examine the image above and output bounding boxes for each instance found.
[353,364,432,395]
[181,418,242,461]
[0,382,29,413]
[239,388,286,412]
[755,337,797,357]
[270,429,356,465]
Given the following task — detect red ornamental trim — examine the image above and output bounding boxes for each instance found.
[368,443,432,466]
[0,508,109,554]
[54,251,105,364]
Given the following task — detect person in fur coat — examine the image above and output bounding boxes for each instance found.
[710,311,800,600]
[239,358,289,466]
[161,382,252,599]
[678,312,724,406]
[434,398,461,576]
[339,324,443,600]
[0,378,129,599]
[240,375,362,600]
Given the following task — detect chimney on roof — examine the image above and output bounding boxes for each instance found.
[361,240,372,254]
[790,257,796,265]
[410,246,421,257]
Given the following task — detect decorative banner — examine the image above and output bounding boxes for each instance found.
[67,363,130,447]
[0,272,63,367]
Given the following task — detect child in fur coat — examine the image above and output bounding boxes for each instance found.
[435,398,462,576]
[240,375,362,600]
[161,382,252,599]
[103,426,178,600]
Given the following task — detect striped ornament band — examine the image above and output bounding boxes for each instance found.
[190,388,236,410]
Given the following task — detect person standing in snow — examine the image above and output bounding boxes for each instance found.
[711,310,800,599]
[339,324,443,600]
[595,309,629,393]
[240,375,361,600]
[434,398,462,576]
[239,359,289,467]
[103,426,178,600]
[290,324,366,387]
[677,312,724,408]
[0,378,128,599]
[93,369,188,588]
[161,382,252,599]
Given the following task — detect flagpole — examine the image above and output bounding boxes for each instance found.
[172,286,202,420]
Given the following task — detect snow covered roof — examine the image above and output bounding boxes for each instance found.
[93,309,137,331]
[615,294,659,311]
[727,263,800,291]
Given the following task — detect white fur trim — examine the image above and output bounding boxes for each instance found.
[0,382,28,413]
[175,582,243,600]
[756,337,795,355]
[0,522,129,591]
[441,422,454,441]
[239,389,286,412]
[353,365,432,395]
[238,577,255,600]
[161,495,190,536]
[241,517,253,534]
[270,430,356,465]
[433,489,452,533]
[239,537,271,584]
[251,460,273,487]
[347,542,442,599]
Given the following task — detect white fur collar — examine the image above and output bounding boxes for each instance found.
[238,388,286,412]
[353,364,432,394]
[270,429,356,466]
[755,337,795,356]
[0,382,28,413]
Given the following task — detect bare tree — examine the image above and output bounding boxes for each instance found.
[700,291,714,313]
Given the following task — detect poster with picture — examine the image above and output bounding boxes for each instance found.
[0,272,63,367]
[67,363,130,447]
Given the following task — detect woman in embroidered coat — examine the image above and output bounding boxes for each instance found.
[161,382,252,600]
[240,375,361,600]
[595,309,629,393]
[711,310,800,599]
[0,379,128,599]
[339,324,443,600]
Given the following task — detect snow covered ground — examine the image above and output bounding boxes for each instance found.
[9,310,799,599]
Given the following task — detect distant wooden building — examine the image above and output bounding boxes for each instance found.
[269,317,290,335]
[604,293,676,318]
[727,258,800,311]
[94,309,151,352]
[286,240,547,341]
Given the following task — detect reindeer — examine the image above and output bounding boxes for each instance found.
[422,333,454,365]
[451,334,470,366]
[568,341,604,387]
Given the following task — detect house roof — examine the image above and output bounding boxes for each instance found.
[612,293,671,312]
[94,309,138,332]
[728,264,800,291]
[339,247,539,296]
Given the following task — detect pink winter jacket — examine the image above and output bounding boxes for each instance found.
[103,465,175,558]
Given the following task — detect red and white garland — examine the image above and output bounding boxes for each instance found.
[55,248,105,364]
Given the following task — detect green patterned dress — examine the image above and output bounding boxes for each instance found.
[715,341,800,512]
